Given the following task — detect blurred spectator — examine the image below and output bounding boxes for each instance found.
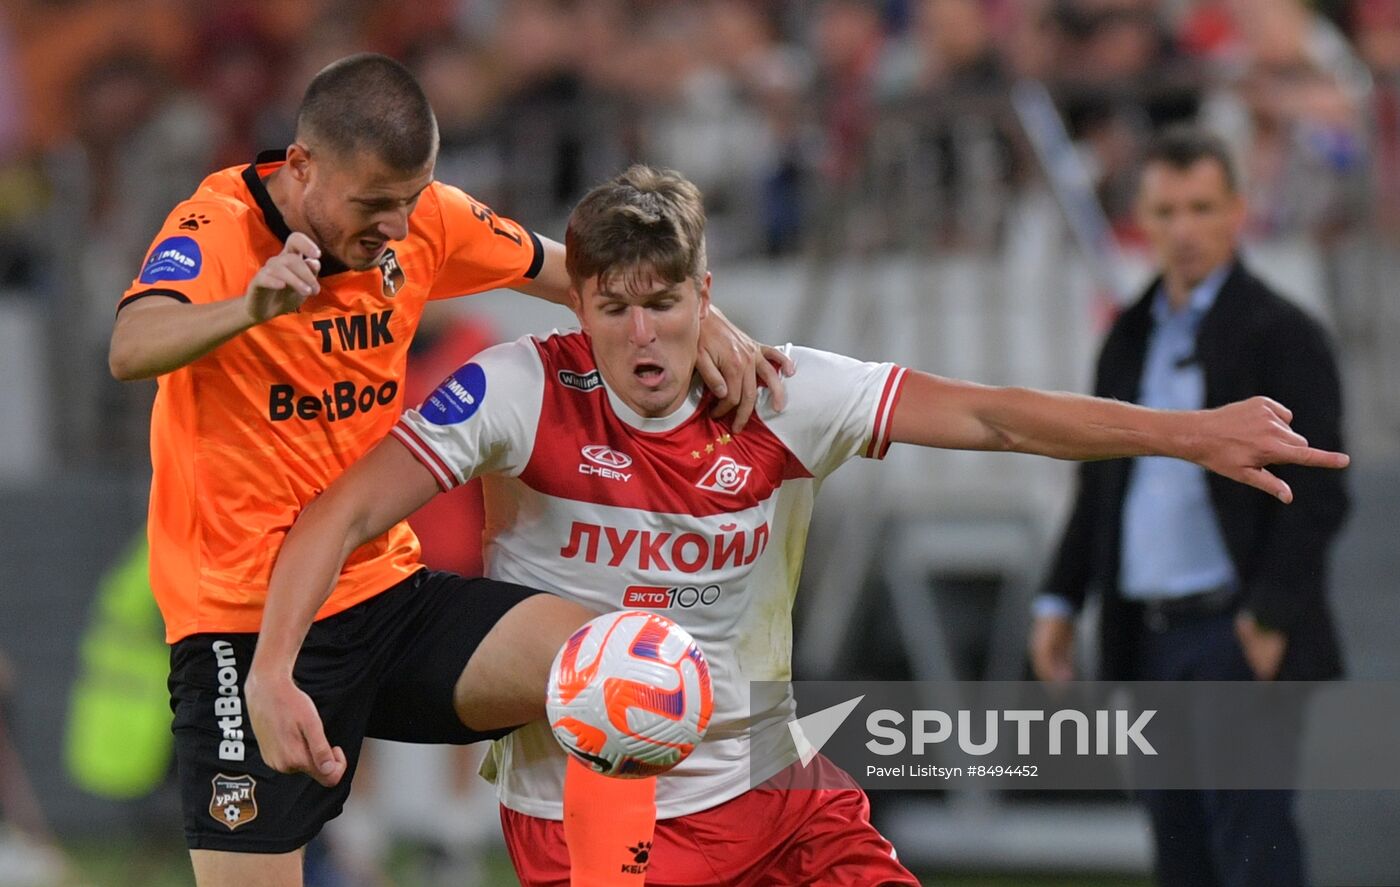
[1354,0,1400,232]
[408,35,509,207]
[490,0,631,231]
[812,0,890,185]
[1199,0,1369,240]
[894,0,1019,246]
[1050,0,1200,226]
[41,49,216,466]
[643,0,806,258]
[6,0,191,151]
[191,11,284,170]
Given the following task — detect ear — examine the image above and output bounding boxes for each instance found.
[697,272,712,322]
[568,285,586,328]
[285,142,313,183]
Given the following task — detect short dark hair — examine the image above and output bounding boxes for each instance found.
[1141,125,1238,193]
[565,165,708,292]
[295,53,437,171]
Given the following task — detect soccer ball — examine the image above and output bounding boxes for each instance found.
[547,610,713,778]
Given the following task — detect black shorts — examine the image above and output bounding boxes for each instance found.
[168,569,540,853]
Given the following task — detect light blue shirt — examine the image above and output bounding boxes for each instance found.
[1035,266,1238,620]
[1118,267,1238,601]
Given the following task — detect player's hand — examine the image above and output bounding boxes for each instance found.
[1183,397,1349,503]
[696,305,795,433]
[1235,612,1287,681]
[244,232,323,324]
[245,668,347,788]
[1030,615,1075,684]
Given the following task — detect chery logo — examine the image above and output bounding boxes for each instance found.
[581,445,633,469]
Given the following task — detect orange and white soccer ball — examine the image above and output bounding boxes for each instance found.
[547,610,713,778]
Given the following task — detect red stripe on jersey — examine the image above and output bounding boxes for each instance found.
[390,423,458,491]
[865,366,903,459]
[876,368,909,459]
[520,334,811,517]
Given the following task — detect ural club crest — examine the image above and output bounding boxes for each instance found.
[378,248,405,297]
[696,455,752,495]
[209,773,258,831]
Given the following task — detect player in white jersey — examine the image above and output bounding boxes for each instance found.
[257,166,1348,885]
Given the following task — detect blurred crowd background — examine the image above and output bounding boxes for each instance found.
[1,0,1399,884]
[1,0,1398,467]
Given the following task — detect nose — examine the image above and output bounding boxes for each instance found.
[377,208,410,242]
[628,306,655,345]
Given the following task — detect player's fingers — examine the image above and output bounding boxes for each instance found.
[708,347,745,419]
[284,231,322,260]
[695,349,729,404]
[1241,466,1292,503]
[299,717,341,787]
[1286,446,1350,469]
[269,260,319,298]
[1258,396,1292,424]
[323,746,348,787]
[756,356,787,413]
[731,358,759,433]
[760,344,796,377]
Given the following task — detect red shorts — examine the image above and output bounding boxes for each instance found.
[501,755,920,886]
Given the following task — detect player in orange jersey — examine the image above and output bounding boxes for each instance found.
[109,54,787,887]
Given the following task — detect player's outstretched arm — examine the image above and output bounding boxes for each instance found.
[887,372,1349,502]
[245,436,439,787]
[109,233,323,380]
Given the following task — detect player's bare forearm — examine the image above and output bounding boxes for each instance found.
[889,372,1348,501]
[511,236,571,306]
[888,372,1172,458]
[108,296,258,380]
[251,437,442,675]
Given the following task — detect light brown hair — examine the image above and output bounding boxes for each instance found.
[565,165,708,294]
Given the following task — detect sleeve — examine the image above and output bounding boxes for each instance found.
[118,201,240,312]
[424,184,545,301]
[761,345,908,480]
[389,336,546,491]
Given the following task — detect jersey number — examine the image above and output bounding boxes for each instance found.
[467,199,523,246]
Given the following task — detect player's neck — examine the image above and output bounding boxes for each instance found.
[263,167,309,235]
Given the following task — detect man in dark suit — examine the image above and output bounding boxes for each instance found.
[1030,126,1349,886]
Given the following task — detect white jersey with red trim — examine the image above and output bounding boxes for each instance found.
[392,330,906,819]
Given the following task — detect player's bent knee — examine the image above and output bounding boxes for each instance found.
[454,593,595,732]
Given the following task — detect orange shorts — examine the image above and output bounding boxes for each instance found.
[500,755,920,887]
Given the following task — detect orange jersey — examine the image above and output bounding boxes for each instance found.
[121,151,543,642]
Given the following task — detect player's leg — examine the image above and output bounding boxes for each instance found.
[170,625,375,887]
[762,755,920,886]
[363,571,657,887]
[190,849,303,887]
[453,590,596,730]
[454,586,662,886]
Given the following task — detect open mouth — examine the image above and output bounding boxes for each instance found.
[634,360,666,387]
[359,238,386,257]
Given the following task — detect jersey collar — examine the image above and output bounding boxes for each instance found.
[600,371,708,434]
[242,149,351,277]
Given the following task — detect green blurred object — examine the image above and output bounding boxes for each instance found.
[64,530,172,799]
